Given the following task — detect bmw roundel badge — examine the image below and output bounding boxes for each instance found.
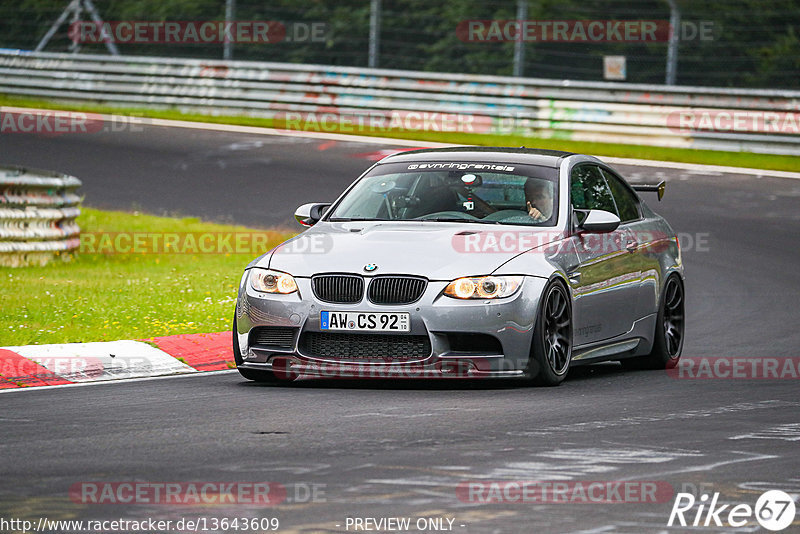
[364,263,378,272]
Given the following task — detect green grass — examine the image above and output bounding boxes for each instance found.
[0,208,294,345]
[2,94,799,173]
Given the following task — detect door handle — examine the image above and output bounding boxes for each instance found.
[625,239,638,252]
[568,271,581,284]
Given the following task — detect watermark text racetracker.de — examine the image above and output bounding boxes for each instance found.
[457,480,674,504]
[0,109,146,136]
[277,110,485,134]
[668,356,800,380]
[69,20,328,44]
[457,19,716,43]
[69,481,325,505]
[0,355,156,382]
[668,110,800,135]
[0,517,281,533]
[451,230,709,255]
[78,232,331,255]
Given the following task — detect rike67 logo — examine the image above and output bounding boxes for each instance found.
[668,490,796,531]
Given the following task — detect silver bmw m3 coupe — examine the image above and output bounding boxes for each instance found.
[233,147,684,386]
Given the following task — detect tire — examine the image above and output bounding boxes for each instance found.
[621,274,684,370]
[526,280,573,386]
[238,367,282,383]
[232,317,281,384]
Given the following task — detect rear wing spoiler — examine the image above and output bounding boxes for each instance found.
[632,181,666,201]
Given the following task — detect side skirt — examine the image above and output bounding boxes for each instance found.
[570,314,657,366]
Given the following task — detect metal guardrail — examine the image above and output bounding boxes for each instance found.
[0,50,799,155]
[0,166,82,267]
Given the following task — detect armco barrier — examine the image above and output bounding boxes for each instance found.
[0,166,82,267]
[0,50,798,155]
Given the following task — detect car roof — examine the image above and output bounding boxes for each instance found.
[378,146,576,168]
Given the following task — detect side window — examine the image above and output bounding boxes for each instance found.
[570,165,617,214]
[601,169,641,223]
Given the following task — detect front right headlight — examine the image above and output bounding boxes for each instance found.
[249,268,298,294]
[444,275,523,299]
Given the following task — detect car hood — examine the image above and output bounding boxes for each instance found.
[259,221,563,280]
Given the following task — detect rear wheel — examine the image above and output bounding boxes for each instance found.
[232,317,280,383]
[622,274,684,370]
[527,280,573,386]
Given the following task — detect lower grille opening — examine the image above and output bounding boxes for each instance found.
[446,333,503,354]
[249,326,297,349]
[300,332,431,361]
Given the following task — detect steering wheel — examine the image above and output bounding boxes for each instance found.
[415,211,479,220]
[482,209,528,221]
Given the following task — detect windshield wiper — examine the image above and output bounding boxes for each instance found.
[328,217,391,222]
[329,217,500,224]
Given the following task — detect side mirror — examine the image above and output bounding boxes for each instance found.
[294,203,330,227]
[579,209,620,233]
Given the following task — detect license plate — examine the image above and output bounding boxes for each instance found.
[320,311,410,332]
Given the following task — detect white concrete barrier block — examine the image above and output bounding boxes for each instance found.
[2,340,197,382]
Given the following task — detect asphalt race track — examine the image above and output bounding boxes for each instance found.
[2,124,800,533]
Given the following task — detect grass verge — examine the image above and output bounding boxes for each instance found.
[2,94,799,173]
[0,208,294,345]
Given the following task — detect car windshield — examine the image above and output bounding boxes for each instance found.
[328,162,559,226]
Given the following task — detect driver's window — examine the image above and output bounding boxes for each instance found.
[601,168,641,223]
[570,165,618,214]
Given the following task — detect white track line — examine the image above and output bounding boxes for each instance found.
[0,368,239,394]
[4,106,799,180]
[0,106,451,148]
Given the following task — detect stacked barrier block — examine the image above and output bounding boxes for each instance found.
[0,166,82,267]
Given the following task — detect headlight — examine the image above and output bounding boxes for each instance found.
[249,268,298,294]
[444,275,523,299]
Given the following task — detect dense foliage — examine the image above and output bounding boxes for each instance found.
[1,0,798,88]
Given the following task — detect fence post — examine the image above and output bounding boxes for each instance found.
[665,0,680,85]
[369,0,381,68]
[224,0,236,60]
[513,0,528,77]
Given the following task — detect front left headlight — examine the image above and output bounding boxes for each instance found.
[444,275,523,299]
[249,268,298,294]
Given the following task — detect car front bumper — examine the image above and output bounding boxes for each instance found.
[235,274,549,379]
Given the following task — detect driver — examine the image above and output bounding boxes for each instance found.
[525,178,554,222]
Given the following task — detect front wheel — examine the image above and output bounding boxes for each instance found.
[622,274,684,370]
[238,367,281,383]
[526,280,573,386]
